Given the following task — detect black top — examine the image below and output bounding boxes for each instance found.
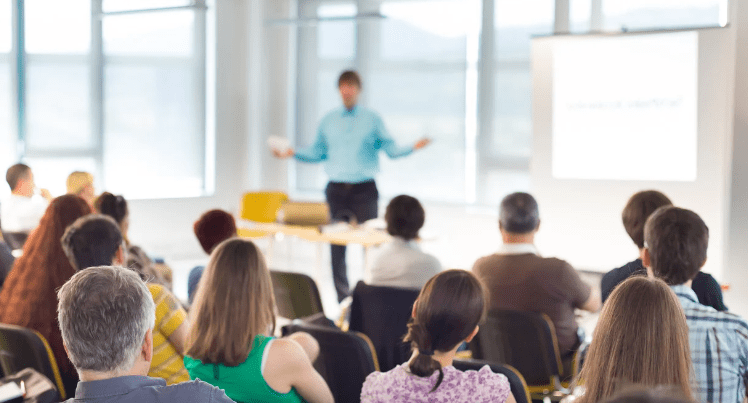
[601,258,727,311]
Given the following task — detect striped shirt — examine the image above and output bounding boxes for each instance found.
[148,284,190,385]
[672,284,748,403]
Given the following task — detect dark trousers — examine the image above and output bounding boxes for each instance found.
[325,180,379,302]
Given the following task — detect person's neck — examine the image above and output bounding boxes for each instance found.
[11,189,31,198]
[78,368,144,382]
[408,347,458,370]
[502,233,535,244]
[344,103,357,112]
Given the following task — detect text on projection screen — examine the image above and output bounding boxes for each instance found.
[551,31,698,181]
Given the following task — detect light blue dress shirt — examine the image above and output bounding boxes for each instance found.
[294,105,414,183]
[671,284,748,403]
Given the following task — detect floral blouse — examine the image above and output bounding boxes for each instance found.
[361,363,512,403]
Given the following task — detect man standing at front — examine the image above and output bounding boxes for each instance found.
[275,70,430,302]
[472,192,600,369]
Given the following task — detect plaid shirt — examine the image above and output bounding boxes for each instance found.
[672,285,748,403]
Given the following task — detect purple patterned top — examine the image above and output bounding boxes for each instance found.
[360,363,512,403]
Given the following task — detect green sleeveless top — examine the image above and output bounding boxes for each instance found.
[184,334,306,403]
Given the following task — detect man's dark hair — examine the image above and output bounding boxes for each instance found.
[6,163,30,191]
[61,214,123,271]
[622,190,673,249]
[194,209,237,254]
[644,206,708,286]
[338,70,362,88]
[499,192,539,234]
[385,195,425,240]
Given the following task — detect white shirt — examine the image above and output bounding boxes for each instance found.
[497,243,539,256]
[0,194,48,232]
[366,237,442,289]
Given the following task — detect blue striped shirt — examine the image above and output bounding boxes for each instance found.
[672,284,748,403]
[294,105,413,183]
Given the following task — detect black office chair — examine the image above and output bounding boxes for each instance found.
[469,310,578,402]
[453,358,532,403]
[0,231,27,253]
[282,322,379,403]
[0,324,66,400]
[270,270,325,320]
[348,281,420,371]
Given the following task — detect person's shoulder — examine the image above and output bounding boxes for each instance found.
[448,366,511,400]
[268,337,309,370]
[162,379,234,402]
[472,253,503,270]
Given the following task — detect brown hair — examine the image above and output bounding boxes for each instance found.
[622,191,673,249]
[644,206,708,286]
[193,209,238,254]
[574,276,692,403]
[5,163,30,191]
[338,70,362,88]
[404,270,487,392]
[187,238,276,366]
[385,195,424,240]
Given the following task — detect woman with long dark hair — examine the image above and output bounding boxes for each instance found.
[361,269,516,402]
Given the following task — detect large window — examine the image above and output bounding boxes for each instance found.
[4,0,211,198]
[0,0,13,176]
[293,0,729,206]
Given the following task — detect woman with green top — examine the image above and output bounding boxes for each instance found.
[184,238,334,403]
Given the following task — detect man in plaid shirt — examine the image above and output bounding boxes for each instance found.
[644,206,748,403]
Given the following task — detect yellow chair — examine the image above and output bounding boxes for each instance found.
[238,192,289,264]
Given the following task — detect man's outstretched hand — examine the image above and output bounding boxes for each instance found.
[272,148,295,159]
[413,138,432,150]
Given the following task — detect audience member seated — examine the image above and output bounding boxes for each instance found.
[66,171,95,208]
[644,206,748,403]
[95,192,172,290]
[602,386,695,403]
[184,238,334,403]
[361,269,516,403]
[601,190,726,311]
[187,209,237,303]
[568,276,693,403]
[61,214,190,385]
[472,192,600,362]
[366,195,441,289]
[57,266,233,403]
[1,163,52,233]
[0,194,90,395]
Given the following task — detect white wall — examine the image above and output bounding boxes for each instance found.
[530,28,735,277]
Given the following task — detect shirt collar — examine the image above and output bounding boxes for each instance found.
[342,105,359,116]
[670,284,699,304]
[498,243,539,256]
[75,376,165,399]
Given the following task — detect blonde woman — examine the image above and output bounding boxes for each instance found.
[185,238,333,403]
[570,276,693,403]
[66,171,95,207]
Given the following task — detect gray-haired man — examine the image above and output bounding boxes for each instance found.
[57,266,232,402]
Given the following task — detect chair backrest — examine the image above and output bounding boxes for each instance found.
[0,324,66,400]
[453,359,532,403]
[240,191,288,223]
[469,310,563,386]
[282,322,379,403]
[270,271,325,320]
[348,281,420,372]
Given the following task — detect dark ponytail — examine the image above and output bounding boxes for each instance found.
[404,321,444,392]
[94,192,128,225]
[403,269,488,393]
